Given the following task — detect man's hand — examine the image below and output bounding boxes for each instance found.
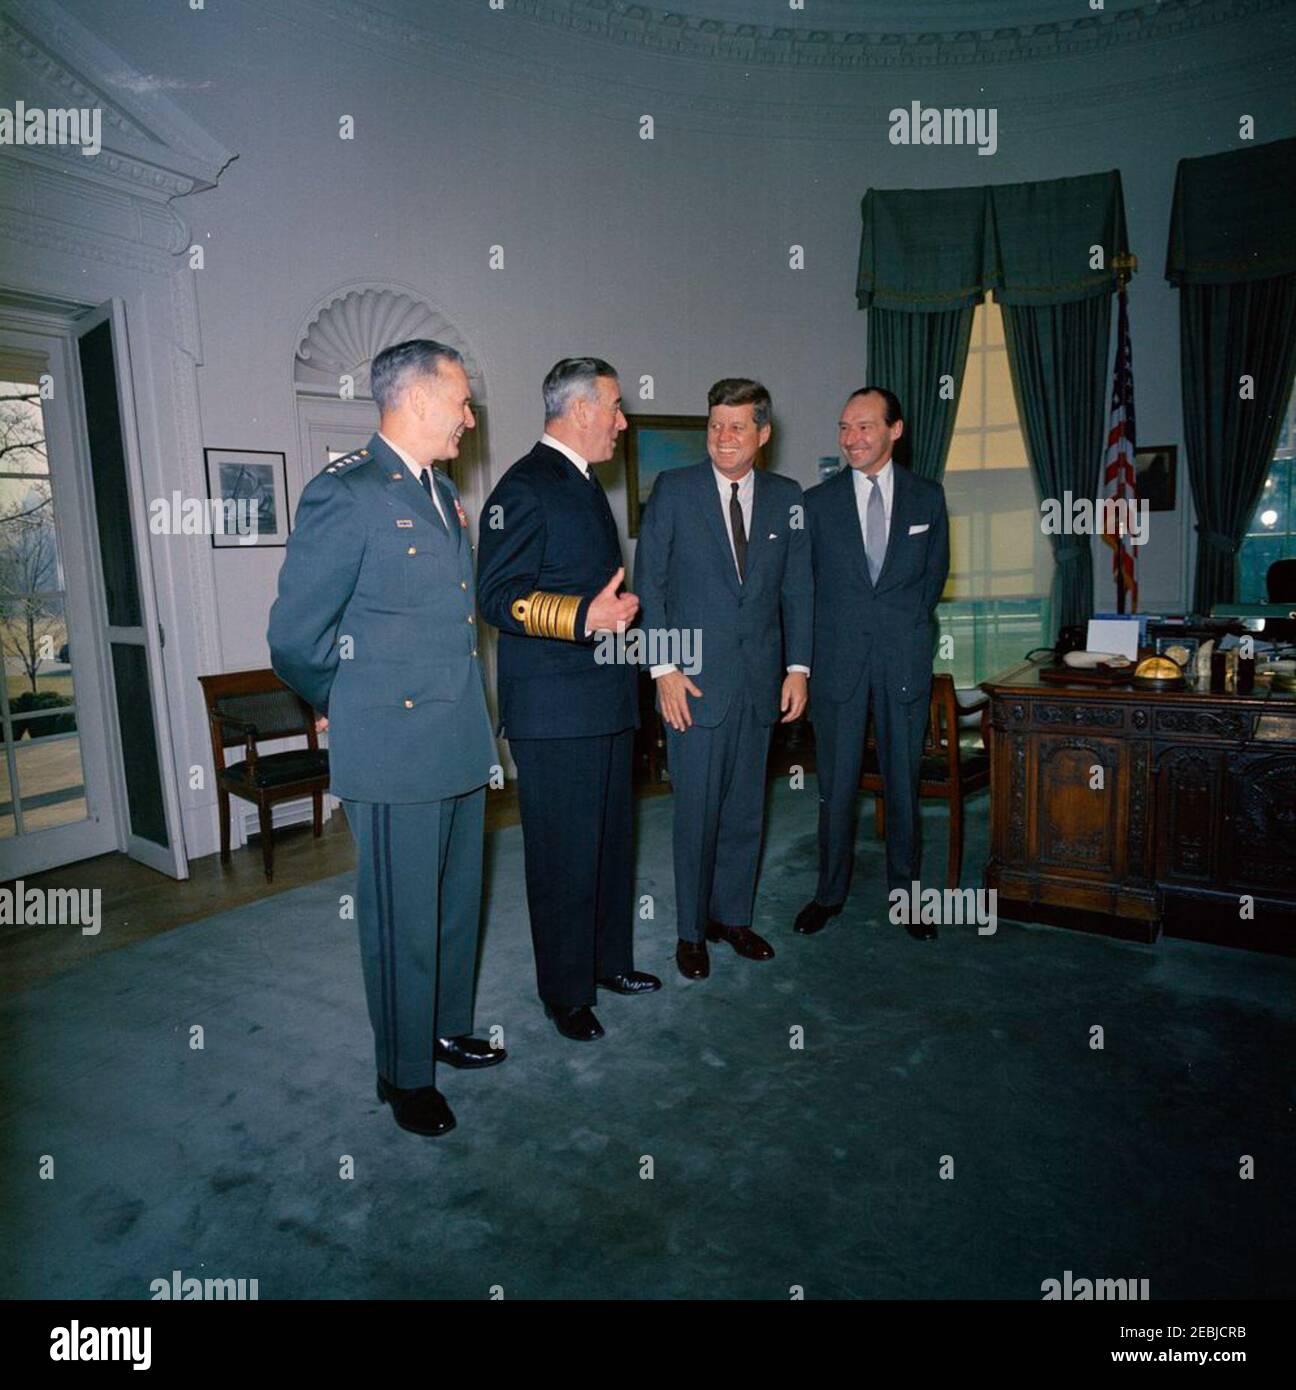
[315,714,329,733]
[656,669,702,731]
[780,672,808,723]
[586,566,639,633]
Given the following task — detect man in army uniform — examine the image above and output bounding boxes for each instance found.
[477,358,661,1043]
[268,339,504,1138]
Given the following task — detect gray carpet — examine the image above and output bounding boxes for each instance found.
[2,780,1293,1300]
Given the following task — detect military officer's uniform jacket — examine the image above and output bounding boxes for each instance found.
[268,431,496,803]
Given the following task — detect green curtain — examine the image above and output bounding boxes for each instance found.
[867,305,974,481]
[1180,275,1296,612]
[1166,138,1296,611]
[857,172,1128,495]
[1000,296,1114,633]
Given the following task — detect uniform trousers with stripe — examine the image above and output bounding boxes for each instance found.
[508,728,635,1007]
[664,693,772,944]
[341,788,485,1090]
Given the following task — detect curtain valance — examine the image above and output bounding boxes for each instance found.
[1166,137,1296,286]
[857,171,1129,312]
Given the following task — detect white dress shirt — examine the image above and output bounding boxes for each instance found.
[541,431,592,479]
[852,458,894,552]
[380,431,449,528]
[652,464,809,679]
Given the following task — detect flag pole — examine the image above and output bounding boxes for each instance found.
[1111,252,1138,617]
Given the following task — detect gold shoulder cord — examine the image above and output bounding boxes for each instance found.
[510,591,583,641]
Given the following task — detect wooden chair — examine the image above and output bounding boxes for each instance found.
[197,669,330,881]
[860,674,991,889]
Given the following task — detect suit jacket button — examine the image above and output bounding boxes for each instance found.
[460,580,468,590]
[467,614,475,624]
[407,546,417,555]
[471,648,479,657]
[403,698,414,708]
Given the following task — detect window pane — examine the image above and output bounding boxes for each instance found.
[985,430,1029,473]
[0,473,63,595]
[945,431,982,472]
[14,729,86,832]
[984,353,1019,428]
[0,380,49,475]
[983,294,1004,347]
[957,353,984,426]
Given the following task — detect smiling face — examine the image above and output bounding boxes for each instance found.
[839,390,902,474]
[708,402,770,481]
[412,360,475,463]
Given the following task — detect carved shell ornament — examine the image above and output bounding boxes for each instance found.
[294,288,483,397]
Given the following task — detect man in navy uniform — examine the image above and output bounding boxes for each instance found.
[794,387,950,941]
[477,358,661,1042]
[268,339,504,1138]
[634,379,812,980]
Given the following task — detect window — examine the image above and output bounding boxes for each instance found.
[936,294,1054,686]
[1237,383,1296,603]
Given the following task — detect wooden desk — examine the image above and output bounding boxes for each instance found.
[980,660,1296,953]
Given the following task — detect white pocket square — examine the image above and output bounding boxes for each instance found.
[908,522,930,535]
[768,533,778,540]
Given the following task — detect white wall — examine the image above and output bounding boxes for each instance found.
[35,0,1296,857]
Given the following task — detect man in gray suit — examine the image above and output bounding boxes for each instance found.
[634,378,813,979]
[268,339,505,1138]
[794,387,950,941]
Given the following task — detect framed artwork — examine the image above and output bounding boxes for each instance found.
[622,413,709,537]
[1134,444,1177,513]
[202,448,290,548]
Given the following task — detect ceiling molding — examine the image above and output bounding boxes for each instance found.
[0,0,236,201]
[317,0,1289,72]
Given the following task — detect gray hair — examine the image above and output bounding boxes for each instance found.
[542,357,618,422]
[371,339,464,413]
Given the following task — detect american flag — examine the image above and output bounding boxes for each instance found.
[1103,285,1138,612]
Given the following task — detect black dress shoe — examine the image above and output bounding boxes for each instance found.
[793,900,843,935]
[706,920,775,960]
[903,919,938,942]
[435,1034,508,1069]
[376,1075,456,1137]
[543,1002,604,1041]
[676,939,710,980]
[597,971,662,995]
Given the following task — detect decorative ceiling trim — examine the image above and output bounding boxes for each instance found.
[317,0,1289,71]
[0,0,236,199]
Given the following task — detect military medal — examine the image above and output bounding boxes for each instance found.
[454,497,469,529]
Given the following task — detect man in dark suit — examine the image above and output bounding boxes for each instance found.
[268,339,505,1139]
[795,387,950,941]
[477,358,661,1042]
[634,379,812,979]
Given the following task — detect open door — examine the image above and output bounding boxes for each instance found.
[74,301,188,879]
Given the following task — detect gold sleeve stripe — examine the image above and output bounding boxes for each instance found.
[510,591,583,641]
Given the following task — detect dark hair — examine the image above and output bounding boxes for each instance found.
[370,339,463,412]
[707,378,772,430]
[543,357,618,421]
[846,385,903,426]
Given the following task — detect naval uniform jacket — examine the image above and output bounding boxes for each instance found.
[476,440,637,740]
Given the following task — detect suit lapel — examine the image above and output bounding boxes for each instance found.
[698,464,742,595]
[371,434,452,538]
[832,466,871,587]
[744,468,777,582]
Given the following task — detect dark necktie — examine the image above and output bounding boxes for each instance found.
[419,467,446,530]
[730,480,747,583]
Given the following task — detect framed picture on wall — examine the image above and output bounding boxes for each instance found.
[622,414,709,537]
[202,448,291,548]
[1134,444,1177,513]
